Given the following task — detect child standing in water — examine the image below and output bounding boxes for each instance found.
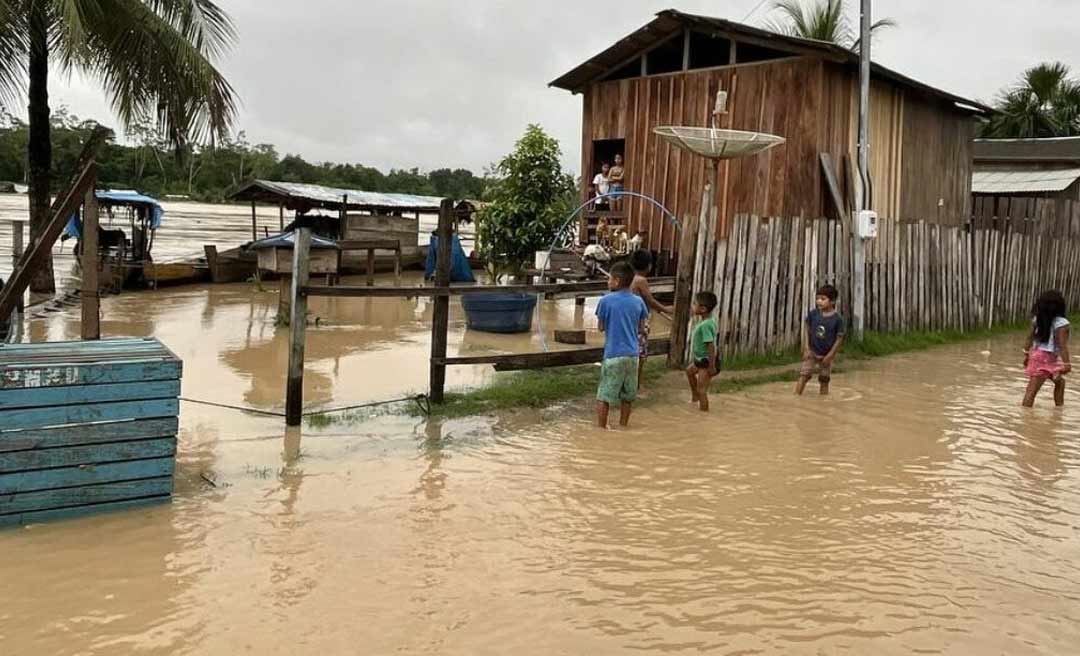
[629,249,674,393]
[595,262,649,428]
[796,284,845,396]
[1023,290,1071,407]
[686,292,719,411]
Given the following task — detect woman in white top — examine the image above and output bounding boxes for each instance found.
[1023,289,1072,407]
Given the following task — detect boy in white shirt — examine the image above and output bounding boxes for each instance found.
[592,162,611,209]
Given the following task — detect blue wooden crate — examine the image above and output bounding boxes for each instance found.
[0,338,182,527]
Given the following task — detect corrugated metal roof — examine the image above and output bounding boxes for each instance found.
[550,9,991,114]
[973,137,1080,163]
[249,230,339,250]
[231,179,444,212]
[972,168,1080,194]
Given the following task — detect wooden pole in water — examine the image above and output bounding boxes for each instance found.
[429,199,454,403]
[250,200,257,241]
[285,225,312,426]
[81,173,100,340]
[279,203,285,231]
[668,173,709,368]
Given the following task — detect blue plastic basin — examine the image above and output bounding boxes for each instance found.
[461,293,538,333]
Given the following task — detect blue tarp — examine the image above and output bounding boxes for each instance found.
[425,233,475,283]
[64,191,164,240]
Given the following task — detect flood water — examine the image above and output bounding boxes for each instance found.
[1,196,1080,654]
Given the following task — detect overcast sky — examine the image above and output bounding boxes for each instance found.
[40,0,1080,175]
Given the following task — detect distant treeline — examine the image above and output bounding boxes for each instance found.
[0,108,491,202]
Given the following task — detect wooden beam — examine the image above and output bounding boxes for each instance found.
[366,248,376,287]
[682,28,691,70]
[250,200,257,241]
[436,338,671,371]
[204,245,220,283]
[429,199,454,403]
[668,178,707,368]
[278,203,284,231]
[80,184,100,341]
[285,226,312,426]
[820,153,848,224]
[302,278,675,299]
[0,160,99,324]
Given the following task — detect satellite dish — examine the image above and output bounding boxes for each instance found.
[653,127,785,160]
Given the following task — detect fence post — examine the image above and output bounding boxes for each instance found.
[285,225,312,426]
[429,199,454,403]
[669,180,706,368]
[81,176,100,340]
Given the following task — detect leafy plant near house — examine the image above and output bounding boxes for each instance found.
[981,62,1080,138]
[765,0,896,50]
[476,124,576,280]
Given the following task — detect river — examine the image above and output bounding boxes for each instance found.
[0,195,1078,654]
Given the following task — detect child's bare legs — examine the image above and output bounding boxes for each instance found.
[637,356,647,394]
[1054,377,1066,407]
[696,368,713,411]
[795,375,812,395]
[1022,377,1046,407]
[597,401,610,428]
[686,365,701,403]
[819,378,830,396]
[620,402,632,427]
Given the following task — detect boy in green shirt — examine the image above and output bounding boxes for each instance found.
[686,291,719,412]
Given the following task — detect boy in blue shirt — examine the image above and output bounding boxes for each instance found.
[796,284,846,396]
[595,262,649,428]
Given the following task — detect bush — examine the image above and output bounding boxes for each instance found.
[476,125,576,279]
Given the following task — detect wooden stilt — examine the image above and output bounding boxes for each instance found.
[250,200,257,241]
[668,174,709,368]
[429,199,454,403]
[285,226,312,426]
[81,184,100,340]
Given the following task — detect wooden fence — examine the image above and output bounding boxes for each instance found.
[690,213,1080,355]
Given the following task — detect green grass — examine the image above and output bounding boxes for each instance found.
[419,360,670,420]
[421,321,1031,419]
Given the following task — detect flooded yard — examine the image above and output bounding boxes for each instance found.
[1,196,1079,654]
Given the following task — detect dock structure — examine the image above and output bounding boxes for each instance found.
[230,179,443,274]
[0,338,182,527]
[282,199,678,424]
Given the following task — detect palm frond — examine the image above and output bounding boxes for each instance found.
[79,0,238,149]
[0,0,28,108]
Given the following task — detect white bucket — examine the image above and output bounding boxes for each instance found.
[534,250,552,271]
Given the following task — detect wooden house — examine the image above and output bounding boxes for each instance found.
[551,9,990,258]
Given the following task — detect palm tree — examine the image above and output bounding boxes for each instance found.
[766,0,896,50]
[982,63,1080,139]
[0,0,237,293]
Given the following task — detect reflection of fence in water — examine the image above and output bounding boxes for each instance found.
[695,213,1080,356]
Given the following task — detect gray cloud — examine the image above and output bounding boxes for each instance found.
[39,1,1080,175]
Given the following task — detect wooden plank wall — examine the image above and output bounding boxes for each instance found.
[690,213,1080,356]
[583,57,828,249]
[581,57,977,250]
[0,338,181,527]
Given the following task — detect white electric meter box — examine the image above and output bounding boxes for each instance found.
[856,210,878,239]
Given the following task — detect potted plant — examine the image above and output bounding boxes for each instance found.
[468,125,576,333]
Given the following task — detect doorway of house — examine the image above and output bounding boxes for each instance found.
[591,139,625,180]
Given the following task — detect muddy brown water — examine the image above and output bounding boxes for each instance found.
[2,197,1080,654]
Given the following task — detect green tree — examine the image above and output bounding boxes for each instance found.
[981,63,1080,139]
[476,125,575,280]
[766,0,895,50]
[0,0,237,292]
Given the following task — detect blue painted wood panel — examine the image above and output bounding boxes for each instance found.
[0,477,173,515]
[0,457,175,494]
[0,398,179,431]
[0,360,181,390]
[0,380,180,410]
[0,338,165,354]
[0,495,170,528]
[0,438,176,474]
[0,417,179,453]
